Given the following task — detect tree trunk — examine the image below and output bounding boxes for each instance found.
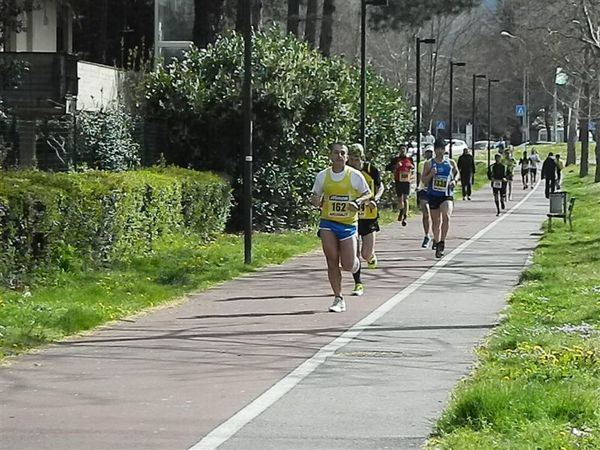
[252,0,262,30]
[579,79,590,177]
[543,104,551,143]
[98,0,108,64]
[236,0,243,32]
[319,0,334,56]
[595,129,600,182]
[304,0,318,48]
[566,88,580,166]
[287,0,300,37]
[193,0,225,48]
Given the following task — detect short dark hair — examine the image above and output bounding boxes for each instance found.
[434,138,445,149]
[548,152,554,157]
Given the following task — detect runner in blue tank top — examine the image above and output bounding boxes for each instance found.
[421,138,460,258]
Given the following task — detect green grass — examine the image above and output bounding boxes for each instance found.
[427,152,600,449]
[0,230,320,359]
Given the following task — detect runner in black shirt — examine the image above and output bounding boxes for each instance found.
[487,153,507,216]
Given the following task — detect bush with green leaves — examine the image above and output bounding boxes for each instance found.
[76,106,141,171]
[144,27,412,231]
[0,168,231,288]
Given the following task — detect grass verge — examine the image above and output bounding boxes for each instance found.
[0,230,320,359]
[427,163,600,449]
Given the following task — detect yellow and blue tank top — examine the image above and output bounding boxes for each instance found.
[320,167,362,225]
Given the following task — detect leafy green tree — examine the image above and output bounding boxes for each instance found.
[144,27,411,231]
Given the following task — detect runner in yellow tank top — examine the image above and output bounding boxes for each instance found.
[347,143,384,297]
[311,143,372,312]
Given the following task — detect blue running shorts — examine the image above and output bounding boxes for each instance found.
[318,219,357,241]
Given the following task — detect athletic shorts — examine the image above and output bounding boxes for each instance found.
[417,190,429,204]
[318,219,357,241]
[428,195,453,210]
[530,168,537,175]
[506,173,513,181]
[395,181,411,196]
[358,218,380,237]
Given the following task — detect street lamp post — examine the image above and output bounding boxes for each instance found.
[500,31,530,145]
[242,0,253,264]
[487,78,500,167]
[471,74,486,155]
[360,0,388,149]
[415,37,436,192]
[449,60,466,158]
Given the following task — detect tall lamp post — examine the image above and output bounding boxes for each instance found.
[487,78,500,167]
[500,31,529,144]
[471,74,486,155]
[415,37,436,191]
[242,0,253,264]
[449,60,466,158]
[360,0,388,149]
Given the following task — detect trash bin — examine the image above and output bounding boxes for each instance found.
[549,191,567,215]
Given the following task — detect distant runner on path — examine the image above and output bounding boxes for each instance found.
[529,148,541,186]
[393,145,414,226]
[488,153,508,216]
[311,143,372,312]
[519,150,530,189]
[503,149,516,201]
[421,138,459,259]
[417,147,434,248]
[348,143,385,296]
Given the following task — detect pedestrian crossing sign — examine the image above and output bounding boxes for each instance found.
[515,105,526,117]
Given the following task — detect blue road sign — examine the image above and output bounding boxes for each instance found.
[436,120,446,130]
[589,121,596,131]
[515,105,526,117]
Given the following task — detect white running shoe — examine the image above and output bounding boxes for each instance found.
[329,296,346,313]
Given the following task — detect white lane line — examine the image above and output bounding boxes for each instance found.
[188,181,542,450]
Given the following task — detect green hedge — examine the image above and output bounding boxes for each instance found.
[0,168,231,287]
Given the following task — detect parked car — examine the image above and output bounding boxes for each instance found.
[473,140,498,151]
[444,139,469,154]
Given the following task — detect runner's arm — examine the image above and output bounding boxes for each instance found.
[310,172,325,207]
[349,172,373,211]
[450,160,460,182]
[371,167,385,202]
[421,160,434,184]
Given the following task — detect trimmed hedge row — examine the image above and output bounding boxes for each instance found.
[0,168,231,287]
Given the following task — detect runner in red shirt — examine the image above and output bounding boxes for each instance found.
[394,145,414,226]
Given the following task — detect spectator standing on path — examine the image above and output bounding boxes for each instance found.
[529,148,541,186]
[487,153,508,216]
[503,149,516,201]
[393,145,414,226]
[541,152,558,199]
[423,130,435,148]
[310,143,372,313]
[519,150,530,189]
[555,154,564,189]
[421,138,460,259]
[417,148,434,248]
[347,143,384,296]
[457,148,475,200]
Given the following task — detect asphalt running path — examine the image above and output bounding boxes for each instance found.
[1,181,547,450]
